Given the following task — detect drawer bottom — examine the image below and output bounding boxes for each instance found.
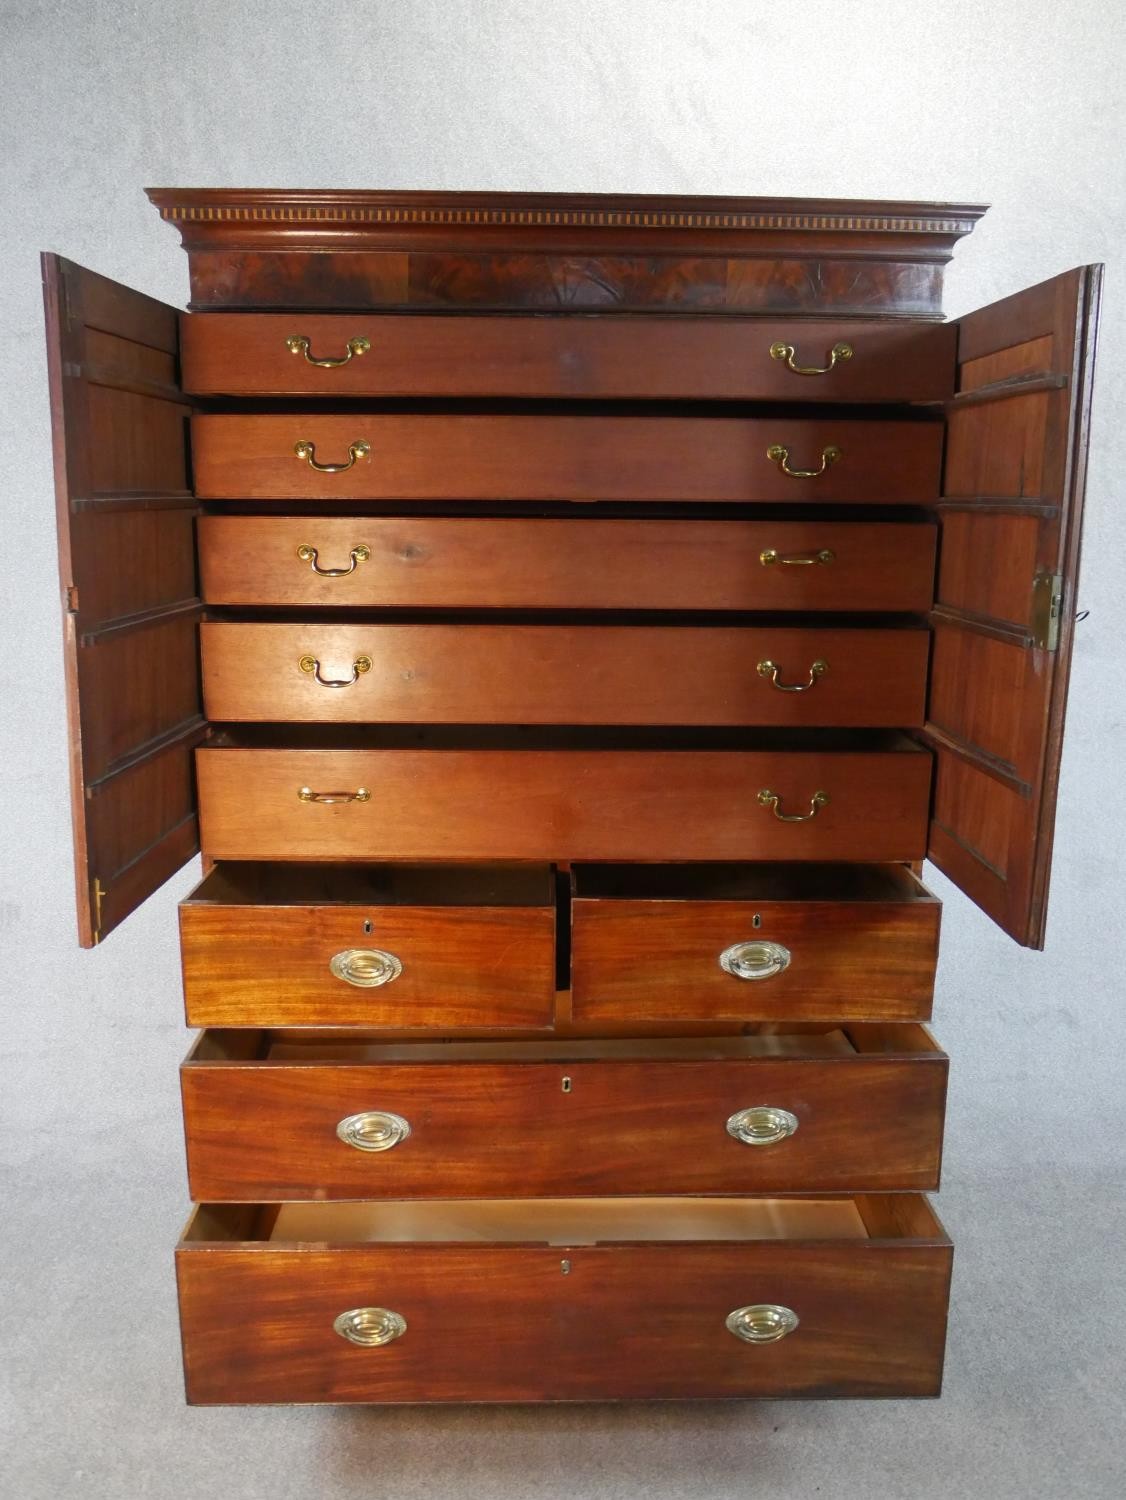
[177,1194,951,1403]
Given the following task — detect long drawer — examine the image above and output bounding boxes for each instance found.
[191,413,943,503]
[179,863,556,1029]
[570,863,941,1022]
[200,622,929,728]
[194,734,933,863]
[177,1196,952,1403]
[198,516,938,612]
[181,1027,948,1200]
[180,312,955,402]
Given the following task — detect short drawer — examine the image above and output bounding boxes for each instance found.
[180,312,954,402]
[200,622,930,728]
[190,413,943,504]
[177,1195,952,1403]
[195,733,933,864]
[571,864,941,1022]
[179,863,555,1029]
[198,516,937,613]
[181,1026,948,1200]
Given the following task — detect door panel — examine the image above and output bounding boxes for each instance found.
[43,255,203,945]
[926,266,1102,946]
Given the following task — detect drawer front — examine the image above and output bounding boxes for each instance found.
[198,516,937,613]
[572,892,940,1023]
[195,747,932,863]
[180,899,554,1031]
[181,312,954,402]
[201,622,929,728]
[181,1047,947,1200]
[191,413,942,503]
[177,1216,951,1403]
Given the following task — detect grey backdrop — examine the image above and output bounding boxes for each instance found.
[2,3,1124,1497]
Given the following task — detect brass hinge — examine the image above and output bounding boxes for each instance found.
[1031,570,1064,652]
[92,876,105,944]
[65,585,79,613]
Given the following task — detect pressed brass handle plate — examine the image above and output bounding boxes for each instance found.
[766,443,841,479]
[298,786,372,805]
[759,548,835,567]
[294,438,371,473]
[769,340,853,376]
[297,542,371,577]
[287,334,371,367]
[757,658,828,692]
[329,947,402,988]
[726,1106,799,1146]
[757,788,829,823]
[719,939,792,982]
[726,1304,799,1344]
[333,1307,407,1346]
[299,653,373,688]
[337,1109,411,1151]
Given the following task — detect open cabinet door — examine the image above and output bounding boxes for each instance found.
[43,255,205,946]
[926,266,1102,948]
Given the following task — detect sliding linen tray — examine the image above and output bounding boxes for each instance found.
[194,728,933,865]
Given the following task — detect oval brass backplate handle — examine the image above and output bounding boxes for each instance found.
[299,654,373,688]
[329,947,402,987]
[766,443,841,479]
[294,439,371,473]
[296,543,371,577]
[757,658,828,692]
[759,548,835,567]
[726,1106,799,1146]
[333,1307,407,1346]
[337,1109,411,1151]
[298,786,371,805]
[726,1304,799,1344]
[719,939,792,981]
[769,340,852,376]
[757,788,829,822]
[287,334,371,367]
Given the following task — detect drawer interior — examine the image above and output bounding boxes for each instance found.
[189,1022,942,1064]
[183,860,554,908]
[572,861,936,904]
[184,1194,946,1246]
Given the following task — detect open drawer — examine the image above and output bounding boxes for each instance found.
[181,1025,947,1200]
[177,1195,952,1403]
[179,863,556,1029]
[571,863,941,1022]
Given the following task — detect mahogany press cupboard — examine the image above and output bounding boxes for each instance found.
[43,191,1099,1404]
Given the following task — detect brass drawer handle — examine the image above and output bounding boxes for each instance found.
[766,443,841,479]
[329,947,402,987]
[298,786,371,805]
[296,542,370,577]
[719,940,792,981]
[757,788,829,822]
[726,1304,799,1344]
[333,1307,407,1346]
[337,1109,411,1151]
[759,548,835,567]
[293,438,370,473]
[726,1106,799,1146]
[769,340,852,376]
[757,658,828,692]
[299,653,373,688]
[287,333,371,367]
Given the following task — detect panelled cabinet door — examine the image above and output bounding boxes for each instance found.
[926,266,1102,947]
[43,255,204,946]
